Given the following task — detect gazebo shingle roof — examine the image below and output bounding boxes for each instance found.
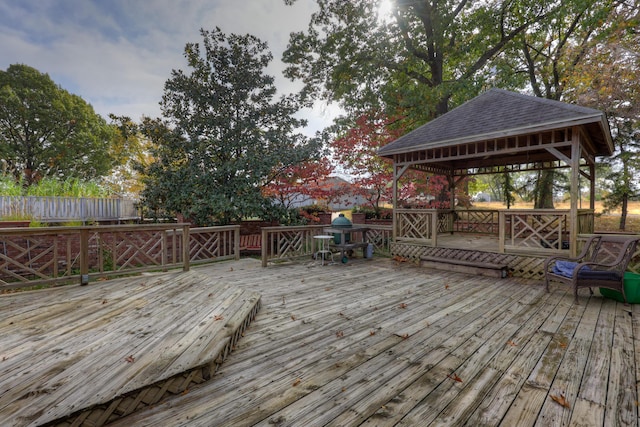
[378,88,612,158]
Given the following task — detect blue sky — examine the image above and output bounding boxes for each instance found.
[0,0,339,135]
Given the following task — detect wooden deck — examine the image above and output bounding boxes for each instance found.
[0,269,260,426]
[2,257,639,426]
[108,257,638,426]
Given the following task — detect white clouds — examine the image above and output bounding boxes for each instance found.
[0,0,335,134]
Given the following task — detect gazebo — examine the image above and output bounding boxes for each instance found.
[377,88,614,271]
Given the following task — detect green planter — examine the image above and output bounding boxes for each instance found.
[600,272,640,303]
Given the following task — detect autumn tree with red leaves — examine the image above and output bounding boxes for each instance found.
[332,113,472,214]
[331,114,426,217]
[263,158,335,210]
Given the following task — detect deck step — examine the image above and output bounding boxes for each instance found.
[0,270,261,427]
[420,255,508,278]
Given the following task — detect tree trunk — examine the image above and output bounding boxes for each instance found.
[619,195,628,230]
[534,169,555,209]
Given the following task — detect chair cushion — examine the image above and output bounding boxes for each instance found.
[552,261,581,277]
[577,270,621,281]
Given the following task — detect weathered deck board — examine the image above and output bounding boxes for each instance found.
[99,257,640,426]
[0,269,260,426]
[3,257,639,426]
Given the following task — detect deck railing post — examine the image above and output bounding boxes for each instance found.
[182,224,190,272]
[80,227,89,285]
[161,230,168,272]
[234,226,240,260]
[498,211,505,253]
[431,211,438,247]
[261,228,268,267]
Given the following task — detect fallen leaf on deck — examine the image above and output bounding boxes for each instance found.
[102,299,108,304]
[393,255,409,263]
[214,314,224,321]
[447,373,462,382]
[445,284,450,289]
[182,389,189,395]
[394,333,410,339]
[292,378,301,387]
[399,303,408,309]
[291,315,296,321]
[369,330,376,336]
[229,267,233,271]
[124,355,135,363]
[336,331,344,338]
[507,340,517,346]
[550,393,571,408]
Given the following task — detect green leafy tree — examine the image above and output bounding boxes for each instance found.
[140,28,319,225]
[490,0,631,208]
[0,64,117,186]
[283,0,558,126]
[602,120,640,229]
[567,5,640,229]
[105,114,153,197]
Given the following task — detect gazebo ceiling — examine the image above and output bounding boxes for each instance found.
[378,89,613,175]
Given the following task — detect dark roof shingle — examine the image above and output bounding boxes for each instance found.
[378,88,610,157]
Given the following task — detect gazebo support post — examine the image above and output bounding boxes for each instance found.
[392,164,411,241]
[569,126,581,257]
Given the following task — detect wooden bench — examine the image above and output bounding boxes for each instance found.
[239,234,261,252]
[420,256,508,278]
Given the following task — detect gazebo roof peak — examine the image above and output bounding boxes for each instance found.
[378,88,612,158]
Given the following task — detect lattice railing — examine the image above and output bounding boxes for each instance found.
[0,224,191,289]
[366,225,392,254]
[502,210,569,251]
[260,224,393,266]
[395,209,437,243]
[186,226,239,264]
[452,209,500,234]
[0,224,244,290]
[261,225,324,266]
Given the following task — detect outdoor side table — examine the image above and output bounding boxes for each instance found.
[313,235,334,266]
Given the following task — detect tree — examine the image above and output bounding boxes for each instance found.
[139,28,319,225]
[0,64,117,185]
[104,114,154,197]
[566,4,640,229]
[284,0,558,126]
[490,0,631,208]
[262,158,335,210]
[602,120,640,229]
[331,113,413,217]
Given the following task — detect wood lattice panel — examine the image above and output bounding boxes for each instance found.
[453,210,499,234]
[508,213,567,249]
[396,210,433,240]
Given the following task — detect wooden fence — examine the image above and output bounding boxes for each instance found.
[0,196,138,223]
